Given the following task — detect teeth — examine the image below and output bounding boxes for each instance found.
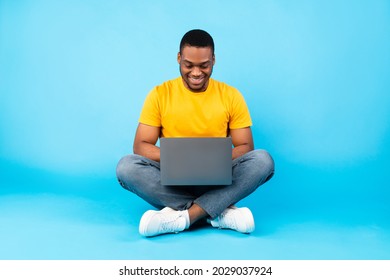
[190,77,204,81]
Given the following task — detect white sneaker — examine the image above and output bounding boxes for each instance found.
[139,207,189,237]
[209,206,255,233]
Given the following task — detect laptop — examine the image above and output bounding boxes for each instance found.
[160,137,232,186]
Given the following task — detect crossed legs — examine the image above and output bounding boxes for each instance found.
[116,149,274,236]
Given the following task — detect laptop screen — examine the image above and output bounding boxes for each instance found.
[160,137,232,186]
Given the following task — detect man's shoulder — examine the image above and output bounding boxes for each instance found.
[210,78,241,94]
[146,78,181,100]
[154,77,181,91]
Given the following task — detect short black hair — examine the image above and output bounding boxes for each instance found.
[179,29,215,54]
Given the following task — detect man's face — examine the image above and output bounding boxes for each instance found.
[177,46,215,92]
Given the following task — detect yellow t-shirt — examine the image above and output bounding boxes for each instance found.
[139,77,252,137]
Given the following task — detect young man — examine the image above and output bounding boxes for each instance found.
[116,29,274,237]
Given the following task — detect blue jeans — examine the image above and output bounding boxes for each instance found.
[116,149,274,219]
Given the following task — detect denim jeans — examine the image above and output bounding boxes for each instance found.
[116,149,274,219]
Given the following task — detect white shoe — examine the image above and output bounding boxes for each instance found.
[209,206,255,233]
[139,207,188,237]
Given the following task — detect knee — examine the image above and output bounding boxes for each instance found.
[116,155,129,179]
[116,154,142,190]
[251,149,275,178]
[116,154,139,181]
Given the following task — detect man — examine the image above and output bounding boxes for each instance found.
[116,29,274,237]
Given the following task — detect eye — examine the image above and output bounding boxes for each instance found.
[200,62,210,69]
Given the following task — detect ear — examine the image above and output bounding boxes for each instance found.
[177,52,181,64]
[212,54,216,66]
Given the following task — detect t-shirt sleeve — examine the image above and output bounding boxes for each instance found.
[229,90,252,129]
[138,88,162,127]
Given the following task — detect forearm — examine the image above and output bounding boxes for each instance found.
[232,143,253,160]
[134,141,161,162]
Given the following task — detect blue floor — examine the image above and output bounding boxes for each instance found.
[1,0,390,261]
[1,158,389,260]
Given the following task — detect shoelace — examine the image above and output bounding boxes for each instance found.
[217,210,238,230]
[159,213,184,232]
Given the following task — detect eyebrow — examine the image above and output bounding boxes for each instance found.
[183,59,211,65]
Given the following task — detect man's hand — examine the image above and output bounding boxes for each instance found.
[134,124,254,161]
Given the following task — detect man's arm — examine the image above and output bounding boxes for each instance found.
[133,123,161,162]
[230,127,254,159]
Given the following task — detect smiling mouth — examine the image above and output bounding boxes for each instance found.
[189,76,205,85]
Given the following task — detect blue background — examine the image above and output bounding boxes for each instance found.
[1,0,389,259]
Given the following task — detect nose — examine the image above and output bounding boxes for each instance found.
[191,66,201,76]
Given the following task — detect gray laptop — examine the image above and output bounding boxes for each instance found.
[160,137,232,186]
